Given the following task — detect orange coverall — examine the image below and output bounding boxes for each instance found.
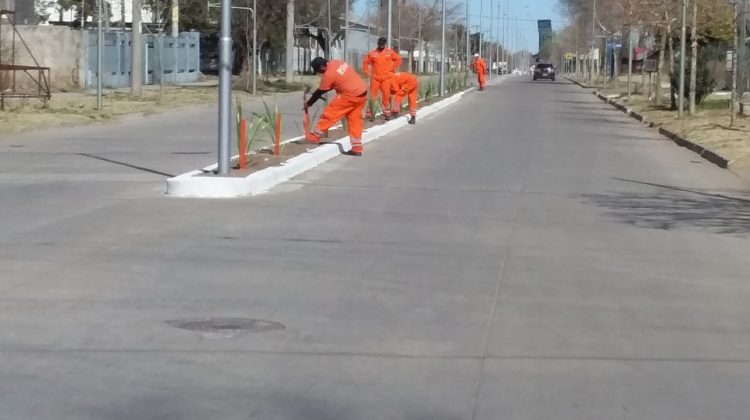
[362,47,402,116]
[390,72,419,117]
[313,60,368,153]
[472,57,487,89]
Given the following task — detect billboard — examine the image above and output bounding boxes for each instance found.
[538,20,552,52]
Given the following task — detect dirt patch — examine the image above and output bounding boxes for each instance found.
[198,93,457,179]
[609,94,750,168]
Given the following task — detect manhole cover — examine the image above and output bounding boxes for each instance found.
[166,317,285,339]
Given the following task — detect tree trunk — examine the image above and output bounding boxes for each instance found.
[689,0,698,115]
[656,28,667,106]
[668,23,674,74]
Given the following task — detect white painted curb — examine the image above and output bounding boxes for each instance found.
[166,80,504,198]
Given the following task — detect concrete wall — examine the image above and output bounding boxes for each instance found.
[0,25,85,91]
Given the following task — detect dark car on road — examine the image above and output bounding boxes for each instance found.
[533,63,556,81]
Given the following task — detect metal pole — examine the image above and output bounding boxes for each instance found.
[286,0,294,82]
[479,0,483,59]
[628,29,633,101]
[96,0,102,110]
[387,0,392,47]
[344,0,348,60]
[465,0,469,73]
[217,0,232,174]
[731,1,740,126]
[81,0,85,29]
[440,0,446,94]
[252,0,256,95]
[678,0,687,118]
[490,0,493,78]
[327,0,332,57]
[171,0,179,37]
[132,0,142,97]
[590,0,595,82]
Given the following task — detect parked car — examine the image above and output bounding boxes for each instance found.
[533,63,555,81]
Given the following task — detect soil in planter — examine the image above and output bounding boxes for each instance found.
[201,94,450,177]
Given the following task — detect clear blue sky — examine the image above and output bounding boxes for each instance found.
[469,0,566,53]
[353,0,567,54]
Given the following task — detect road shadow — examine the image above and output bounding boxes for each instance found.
[582,178,750,235]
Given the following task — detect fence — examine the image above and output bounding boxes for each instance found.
[85,30,200,89]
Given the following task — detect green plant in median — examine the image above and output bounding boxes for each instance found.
[669,46,716,110]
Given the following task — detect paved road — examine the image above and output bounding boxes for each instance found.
[2,77,750,419]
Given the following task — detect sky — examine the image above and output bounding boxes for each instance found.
[353,0,568,54]
[469,0,567,53]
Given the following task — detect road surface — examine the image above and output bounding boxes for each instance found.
[1,77,749,419]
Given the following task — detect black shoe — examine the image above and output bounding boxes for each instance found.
[384,114,392,121]
[392,110,400,117]
[349,150,362,156]
[408,116,416,125]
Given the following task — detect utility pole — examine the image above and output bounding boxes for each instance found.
[479,0,483,59]
[327,0,332,57]
[590,0,596,82]
[627,28,634,101]
[286,0,294,83]
[496,2,501,75]
[678,0,687,118]
[689,0,697,115]
[343,0,348,60]
[440,0,446,94]
[252,0,257,95]
[738,0,748,98]
[131,0,142,97]
[490,0,494,78]
[216,0,232,174]
[96,0,102,109]
[120,0,125,30]
[731,0,740,126]
[171,0,178,37]
[387,0,392,47]
[465,0,470,74]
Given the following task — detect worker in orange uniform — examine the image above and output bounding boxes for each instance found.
[472,53,487,91]
[390,72,419,125]
[362,37,402,120]
[305,57,367,156]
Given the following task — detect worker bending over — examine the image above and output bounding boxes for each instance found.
[390,72,419,125]
[305,57,367,156]
[472,53,487,91]
[363,37,402,120]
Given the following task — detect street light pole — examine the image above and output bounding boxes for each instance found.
[343,0,348,60]
[440,0,446,95]
[387,0,392,47]
[479,0,483,59]
[678,0,687,118]
[465,0,470,73]
[96,0,102,110]
[490,0,494,78]
[217,0,232,174]
[252,0,256,95]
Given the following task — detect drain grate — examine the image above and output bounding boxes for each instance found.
[166,317,285,338]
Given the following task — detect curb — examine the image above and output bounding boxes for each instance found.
[585,87,731,169]
[167,88,476,198]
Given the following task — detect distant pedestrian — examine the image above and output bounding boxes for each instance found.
[472,53,487,91]
[305,57,367,156]
[390,72,419,125]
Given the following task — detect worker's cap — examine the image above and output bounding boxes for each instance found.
[474,53,480,57]
[377,37,387,46]
[310,57,328,72]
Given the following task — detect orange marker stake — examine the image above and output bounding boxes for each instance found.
[239,118,247,169]
[274,114,282,156]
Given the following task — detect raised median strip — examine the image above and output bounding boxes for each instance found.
[166,77,508,198]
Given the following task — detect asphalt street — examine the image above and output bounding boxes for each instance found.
[1,77,750,419]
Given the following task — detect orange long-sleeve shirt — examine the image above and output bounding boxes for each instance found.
[472,58,487,74]
[391,72,418,93]
[362,48,402,78]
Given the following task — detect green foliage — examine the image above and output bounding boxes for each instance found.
[670,46,716,110]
